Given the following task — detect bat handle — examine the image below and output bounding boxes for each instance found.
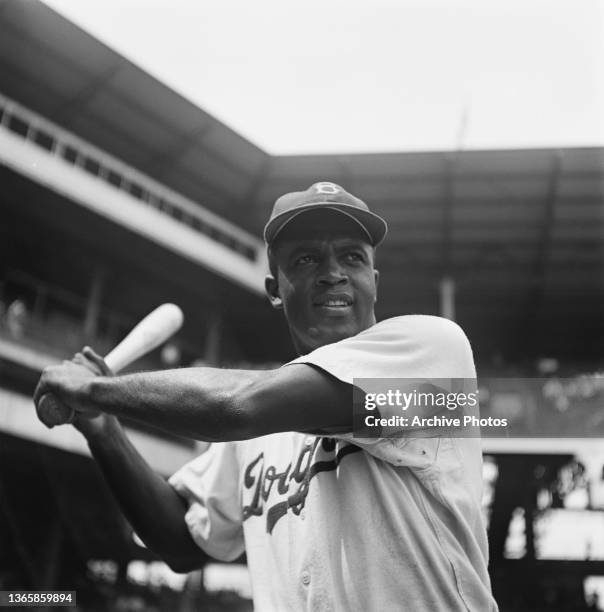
[37,393,75,428]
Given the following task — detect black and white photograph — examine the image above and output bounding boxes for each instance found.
[0,0,603,610]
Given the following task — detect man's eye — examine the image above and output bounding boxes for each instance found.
[344,252,364,262]
[295,254,316,265]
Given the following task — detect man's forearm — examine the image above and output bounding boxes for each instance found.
[86,367,265,442]
[84,416,206,572]
[37,360,352,439]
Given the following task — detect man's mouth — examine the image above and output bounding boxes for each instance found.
[313,295,353,308]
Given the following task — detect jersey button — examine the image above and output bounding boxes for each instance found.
[305,436,314,446]
[300,510,306,521]
[301,571,311,586]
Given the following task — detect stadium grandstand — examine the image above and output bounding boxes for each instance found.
[0,1,603,610]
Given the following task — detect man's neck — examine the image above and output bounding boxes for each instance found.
[291,317,377,356]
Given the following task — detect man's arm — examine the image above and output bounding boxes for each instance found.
[83,415,208,573]
[34,360,352,442]
[61,351,208,573]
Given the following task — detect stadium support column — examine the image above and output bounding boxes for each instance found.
[204,312,222,366]
[522,151,562,352]
[440,151,456,322]
[83,263,105,342]
[439,276,456,321]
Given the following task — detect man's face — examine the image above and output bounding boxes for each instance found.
[265,211,379,354]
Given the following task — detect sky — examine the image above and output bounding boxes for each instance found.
[43,0,604,155]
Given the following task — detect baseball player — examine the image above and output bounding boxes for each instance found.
[34,182,498,611]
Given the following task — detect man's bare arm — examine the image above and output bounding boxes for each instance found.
[56,351,207,573]
[34,361,352,441]
[83,415,207,573]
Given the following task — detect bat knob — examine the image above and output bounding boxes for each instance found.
[37,393,75,428]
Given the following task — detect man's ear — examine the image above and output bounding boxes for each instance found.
[265,275,283,309]
[373,269,380,303]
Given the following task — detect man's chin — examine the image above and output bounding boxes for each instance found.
[300,322,360,350]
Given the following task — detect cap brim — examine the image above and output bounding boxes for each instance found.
[264,202,388,246]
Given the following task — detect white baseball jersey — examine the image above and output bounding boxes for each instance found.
[169,315,498,611]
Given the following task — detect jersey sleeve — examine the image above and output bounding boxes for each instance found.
[168,442,245,562]
[285,315,477,468]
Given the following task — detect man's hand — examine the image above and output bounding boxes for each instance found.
[34,347,114,436]
[71,347,116,435]
[72,346,113,378]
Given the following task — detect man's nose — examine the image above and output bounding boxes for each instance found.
[316,258,348,286]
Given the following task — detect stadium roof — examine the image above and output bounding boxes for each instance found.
[1,0,602,363]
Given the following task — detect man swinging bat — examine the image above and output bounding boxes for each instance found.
[34,182,498,611]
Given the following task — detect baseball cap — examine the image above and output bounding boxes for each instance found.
[264,181,388,247]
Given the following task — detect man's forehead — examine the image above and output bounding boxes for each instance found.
[272,231,373,257]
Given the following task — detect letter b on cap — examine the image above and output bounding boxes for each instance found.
[314,182,340,195]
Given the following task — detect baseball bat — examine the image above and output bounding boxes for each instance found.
[37,303,184,428]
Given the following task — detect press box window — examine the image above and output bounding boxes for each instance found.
[33,129,55,151]
[7,114,29,137]
[83,156,101,176]
[62,145,78,164]
[128,183,143,200]
[107,169,122,187]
